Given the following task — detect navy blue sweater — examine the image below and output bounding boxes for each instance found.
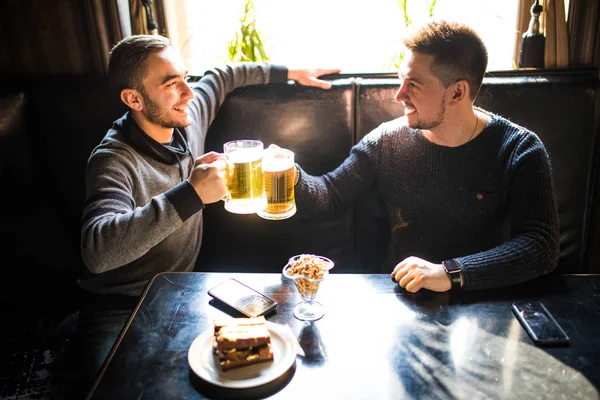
[295,112,559,291]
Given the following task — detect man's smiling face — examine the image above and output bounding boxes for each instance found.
[395,50,449,130]
[138,47,195,130]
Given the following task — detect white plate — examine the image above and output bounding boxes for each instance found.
[188,321,297,389]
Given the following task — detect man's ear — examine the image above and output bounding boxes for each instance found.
[449,80,470,104]
[120,89,144,111]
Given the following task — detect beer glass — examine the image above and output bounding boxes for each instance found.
[257,147,297,220]
[223,140,267,214]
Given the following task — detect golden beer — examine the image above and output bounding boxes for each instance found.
[223,140,267,214]
[258,149,297,220]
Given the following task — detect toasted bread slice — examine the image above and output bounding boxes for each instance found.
[215,324,271,351]
[212,316,274,371]
[213,316,267,335]
[215,343,274,371]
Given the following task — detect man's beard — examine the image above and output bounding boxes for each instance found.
[141,90,190,129]
[407,98,445,130]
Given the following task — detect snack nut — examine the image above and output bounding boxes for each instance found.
[286,254,331,298]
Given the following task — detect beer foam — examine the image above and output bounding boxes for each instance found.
[263,157,293,172]
[227,149,263,163]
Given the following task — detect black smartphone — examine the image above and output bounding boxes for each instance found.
[208,278,277,318]
[512,301,569,345]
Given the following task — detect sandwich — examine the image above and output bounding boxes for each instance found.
[213,316,274,371]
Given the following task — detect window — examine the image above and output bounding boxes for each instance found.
[166,0,526,74]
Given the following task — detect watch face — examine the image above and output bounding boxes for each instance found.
[443,261,460,273]
[443,260,462,290]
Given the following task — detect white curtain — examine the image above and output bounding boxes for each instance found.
[164,0,192,65]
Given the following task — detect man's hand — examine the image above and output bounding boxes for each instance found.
[391,256,452,293]
[288,68,341,89]
[188,151,227,204]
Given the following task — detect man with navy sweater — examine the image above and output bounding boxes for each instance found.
[294,20,559,293]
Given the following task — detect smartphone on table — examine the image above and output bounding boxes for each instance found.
[208,278,277,318]
[512,301,569,346]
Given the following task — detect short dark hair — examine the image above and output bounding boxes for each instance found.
[402,20,488,100]
[108,34,171,94]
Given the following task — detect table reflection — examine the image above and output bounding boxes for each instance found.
[89,274,600,400]
[391,316,597,400]
[297,322,326,365]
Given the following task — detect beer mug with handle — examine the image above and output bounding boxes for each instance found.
[223,140,267,214]
[257,145,297,220]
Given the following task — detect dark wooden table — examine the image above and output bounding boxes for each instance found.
[87,273,600,399]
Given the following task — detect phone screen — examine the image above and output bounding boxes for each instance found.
[512,301,569,345]
[208,278,277,318]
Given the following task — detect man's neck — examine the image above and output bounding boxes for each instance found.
[130,111,173,144]
[423,108,486,147]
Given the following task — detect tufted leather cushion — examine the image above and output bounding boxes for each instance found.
[0,89,84,312]
[199,80,357,272]
[476,73,599,273]
[354,72,600,274]
[199,71,600,274]
[0,92,33,197]
[23,77,127,257]
[354,79,406,272]
[1,70,598,279]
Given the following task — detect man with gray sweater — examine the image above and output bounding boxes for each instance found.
[78,34,338,392]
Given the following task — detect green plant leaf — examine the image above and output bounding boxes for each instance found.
[226,0,269,63]
[428,0,437,18]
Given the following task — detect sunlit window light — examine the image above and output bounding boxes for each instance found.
[166,0,524,74]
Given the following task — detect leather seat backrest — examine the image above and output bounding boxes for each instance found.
[476,75,599,273]
[355,74,600,273]
[353,79,405,272]
[0,91,32,199]
[199,80,357,272]
[24,77,127,251]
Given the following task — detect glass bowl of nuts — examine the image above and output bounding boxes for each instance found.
[282,254,334,321]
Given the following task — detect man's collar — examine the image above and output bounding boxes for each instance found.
[119,111,190,164]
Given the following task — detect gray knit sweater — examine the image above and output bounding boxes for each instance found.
[79,63,288,296]
[295,113,559,291]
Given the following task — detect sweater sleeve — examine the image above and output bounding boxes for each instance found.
[455,132,559,290]
[295,126,383,214]
[80,148,197,274]
[189,63,288,130]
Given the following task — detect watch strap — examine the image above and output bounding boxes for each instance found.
[442,259,462,291]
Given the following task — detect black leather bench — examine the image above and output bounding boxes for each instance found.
[1,69,599,327]
[200,69,600,276]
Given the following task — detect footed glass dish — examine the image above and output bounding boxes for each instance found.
[282,254,334,321]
